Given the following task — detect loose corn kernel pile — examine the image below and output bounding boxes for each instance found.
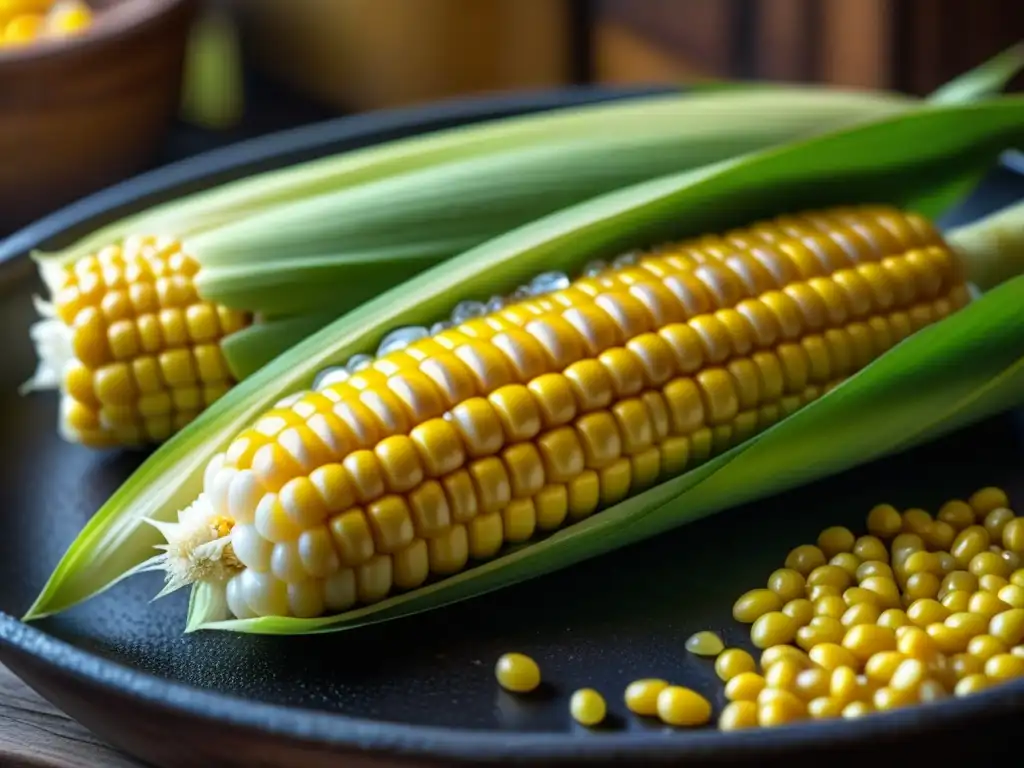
[719,485,1024,729]
[182,205,973,621]
[493,488,1024,732]
[0,0,92,47]
[48,236,250,447]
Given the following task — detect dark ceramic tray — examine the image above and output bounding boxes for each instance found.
[1,86,1023,768]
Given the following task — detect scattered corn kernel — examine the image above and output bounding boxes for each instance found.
[750,612,797,649]
[760,645,809,671]
[494,653,541,693]
[724,672,765,702]
[685,630,724,657]
[624,679,668,717]
[784,545,827,576]
[969,487,1009,517]
[757,689,806,726]
[782,599,815,627]
[570,688,607,726]
[818,526,856,559]
[954,673,990,696]
[767,568,806,602]
[732,588,783,623]
[718,700,758,731]
[715,648,756,681]
[867,504,903,539]
[657,686,712,727]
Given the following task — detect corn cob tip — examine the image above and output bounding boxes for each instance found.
[145,493,240,604]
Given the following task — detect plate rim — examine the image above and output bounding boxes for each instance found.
[3,84,1024,764]
[2,612,1024,763]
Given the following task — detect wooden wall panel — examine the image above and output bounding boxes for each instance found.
[590,0,1024,95]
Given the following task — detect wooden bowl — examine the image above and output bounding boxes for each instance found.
[0,0,200,234]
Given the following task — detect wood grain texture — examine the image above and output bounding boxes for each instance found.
[0,663,142,768]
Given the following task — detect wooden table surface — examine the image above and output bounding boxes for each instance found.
[0,663,142,768]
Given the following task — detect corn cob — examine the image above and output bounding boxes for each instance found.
[31,237,251,447]
[27,58,1022,451]
[148,204,975,620]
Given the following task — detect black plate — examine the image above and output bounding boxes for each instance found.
[2,87,1024,768]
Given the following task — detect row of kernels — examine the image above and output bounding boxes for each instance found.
[232,287,950,497]
[227,525,503,620]
[69,302,246,371]
[231,303,846,494]
[658,206,937,286]
[57,240,202,316]
[317,239,959,442]
[228,384,823,586]
[68,344,233,410]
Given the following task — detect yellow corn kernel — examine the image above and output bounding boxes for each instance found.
[808,643,858,672]
[494,652,541,693]
[843,624,897,663]
[985,653,1024,681]
[938,500,976,530]
[657,686,712,727]
[684,630,724,657]
[971,591,1012,619]
[767,568,806,602]
[724,672,766,702]
[784,544,828,576]
[715,648,756,681]
[569,688,606,726]
[866,503,903,539]
[760,645,810,671]
[624,679,668,716]
[818,526,856,558]
[751,612,798,649]
[757,689,807,726]
[1003,519,1024,554]
[782,598,815,627]
[718,700,758,731]
[969,487,1009,517]
[732,588,784,623]
[807,696,845,719]
[852,535,888,563]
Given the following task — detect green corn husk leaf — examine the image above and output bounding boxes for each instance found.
[24,97,1024,631]
[32,42,1022,275]
[30,88,908,271]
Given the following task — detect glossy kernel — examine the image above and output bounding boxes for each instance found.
[624,678,669,716]
[751,612,798,649]
[570,689,607,726]
[657,686,712,727]
[495,653,541,693]
[716,648,757,681]
[732,588,784,623]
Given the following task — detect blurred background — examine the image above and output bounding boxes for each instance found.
[2,0,1023,235]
